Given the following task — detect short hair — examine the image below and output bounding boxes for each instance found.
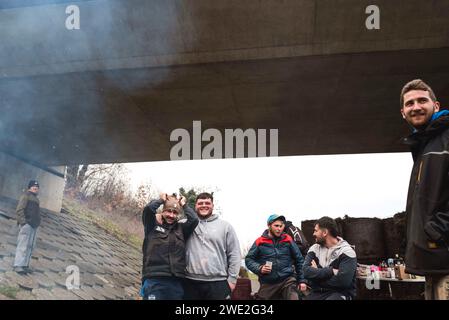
[400,79,437,108]
[315,216,339,238]
[195,192,213,203]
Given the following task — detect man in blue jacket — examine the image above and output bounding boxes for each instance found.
[303,216,357,300]
[245,214,306,300]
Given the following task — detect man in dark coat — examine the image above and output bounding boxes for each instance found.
[13,180,41,274]
[140,193,199,300]
[400,79,449,300]
[302,217,357,300]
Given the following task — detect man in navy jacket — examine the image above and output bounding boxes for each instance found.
[245,214,306,300]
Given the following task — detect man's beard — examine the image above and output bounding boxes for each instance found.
[269,228,282,238]
[163,216,176,224]
[315,237,325,246]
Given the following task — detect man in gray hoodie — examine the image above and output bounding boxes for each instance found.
[183,192,241,300]
[302,216,357,300]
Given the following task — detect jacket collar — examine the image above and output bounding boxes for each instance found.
[261,229,287,241]
[403,114,449,147]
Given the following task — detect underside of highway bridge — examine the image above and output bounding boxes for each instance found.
[1,0,449,210]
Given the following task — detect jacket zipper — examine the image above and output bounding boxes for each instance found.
[417,160,423,183]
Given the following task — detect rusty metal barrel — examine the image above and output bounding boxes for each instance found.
[231,278,252,300]
[342,217,386,264]
[301,218,344,247]
[383,212,406,258]
[301,220,316,247]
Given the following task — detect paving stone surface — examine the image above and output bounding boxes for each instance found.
[0,199,142,300]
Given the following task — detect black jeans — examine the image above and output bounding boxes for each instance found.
[183,279,231,300]
[305,290,353,300]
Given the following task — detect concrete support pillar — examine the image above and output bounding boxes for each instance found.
[0,152,65,212]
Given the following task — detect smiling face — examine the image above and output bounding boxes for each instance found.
[195,197,214,219]
[161,208,179,224]
[313,224,327,246]
[268,220,285,238]
[401,89,440,130]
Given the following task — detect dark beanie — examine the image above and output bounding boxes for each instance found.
[28,180,39,189]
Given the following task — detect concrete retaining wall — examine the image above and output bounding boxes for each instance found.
[0,152,65,212]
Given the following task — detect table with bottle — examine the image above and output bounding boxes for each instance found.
[356,256,425,299]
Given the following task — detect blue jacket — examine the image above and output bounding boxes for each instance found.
[245,230,305,284]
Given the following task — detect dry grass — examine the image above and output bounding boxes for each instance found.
[62,196,143,250]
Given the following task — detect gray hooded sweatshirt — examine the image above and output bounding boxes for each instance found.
[185,214,241,284]
[303,237,357,297]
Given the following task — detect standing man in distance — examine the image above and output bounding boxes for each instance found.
[13,180,41,274]
[400,79,449,300]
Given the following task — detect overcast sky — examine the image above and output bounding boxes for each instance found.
[125,153,413,250]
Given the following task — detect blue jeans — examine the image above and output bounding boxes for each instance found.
[13,224,38,267]
[141,277,184,300]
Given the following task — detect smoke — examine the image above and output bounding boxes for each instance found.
[0,0,188,167]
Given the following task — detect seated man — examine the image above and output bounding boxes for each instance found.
[140,193,198,300]
[303,216,357,300]
[245,214,306,300]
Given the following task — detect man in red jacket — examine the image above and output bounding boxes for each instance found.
[245,214,306,300]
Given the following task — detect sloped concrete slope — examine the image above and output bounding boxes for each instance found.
[0,199,142,300]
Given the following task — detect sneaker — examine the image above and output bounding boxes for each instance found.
[13,266,27,274]
[23,267,33,274]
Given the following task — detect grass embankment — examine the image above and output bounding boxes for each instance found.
[62,197,142,250]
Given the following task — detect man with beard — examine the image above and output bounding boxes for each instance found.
[141,193,198,300]
[400,79,449,300]
[302,216,357,300]
[183,192,241,300]
[245,214,306,300]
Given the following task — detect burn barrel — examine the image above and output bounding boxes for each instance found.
[383,212,406,258]
[301,218,344,248]
[231,278,252,300]
[301,219,316,247]
[342,217,386,264]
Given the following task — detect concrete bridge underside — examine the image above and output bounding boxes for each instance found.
[1,0,449,165]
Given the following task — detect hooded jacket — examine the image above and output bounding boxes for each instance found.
[245,230,305,284]
[403,111,449,275]
[185,214,241,284]
[16,191,40,228]
[303,238,357,297]
[141,199,198,281]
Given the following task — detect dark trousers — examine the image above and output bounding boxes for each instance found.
[257,276,299,300]
[183,278,231,300]
[305,290,353,300]
[142,277,184,300]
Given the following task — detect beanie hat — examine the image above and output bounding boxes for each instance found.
[28,180,39,189]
